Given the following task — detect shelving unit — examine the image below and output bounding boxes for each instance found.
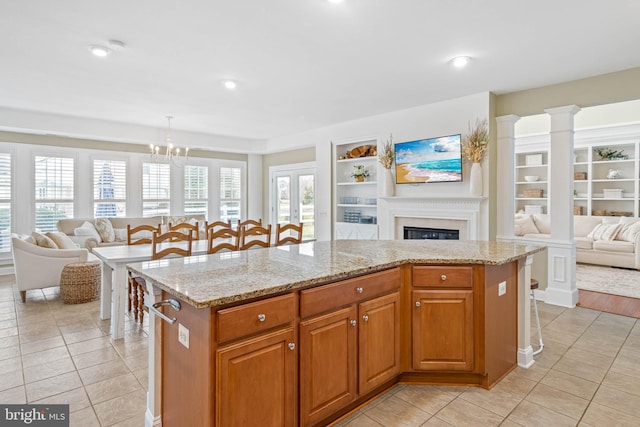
[514,150,549,214]
[333,139,379,240]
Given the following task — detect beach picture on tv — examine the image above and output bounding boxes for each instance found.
[395,134,462,184]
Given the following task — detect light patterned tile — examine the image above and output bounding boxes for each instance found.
[592,384,640,418]
[525,383,588,420]
[435,398,503,427]
[561,346,615,369]
[78,359,130,386]
[363,395,431,426]
[0,370,24,392]
[601,370,640,397]
[0,344,20,361]
[22,346,70,368]
[0,356,22,375]
[72,347,121,370]
[25,371,83,402]
[581,402,640,427]
[84,373,143,405]
[506,400,578,427]
[67,336,112,356]
[551,357,608,383]
[20,335,66,355]
[334,413,384,427]
[394,384,459,415]
[24,356,76,384]
[540,370,599,400]
[33,386,91,413]
[62,326,107,345]
[69,407,101,427]
[92,389,147,426]
[0,386,26,404]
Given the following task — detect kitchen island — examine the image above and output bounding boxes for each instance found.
[128,240,545,427]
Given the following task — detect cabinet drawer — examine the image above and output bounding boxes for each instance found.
[412,266,473,288]
[217,293,296,343]
[300,268,400,318]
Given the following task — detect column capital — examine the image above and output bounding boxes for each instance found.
[496,114,521,125]
[544,105,581,116]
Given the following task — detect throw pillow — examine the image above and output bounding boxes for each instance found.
[618,220,640,243]
[45,231,77,249]
[95,218,116,243]
[514,215,539,236]
[113,228,128,242]
[587,223,622,241]
[31,231,58,249]
[73,221,102,242]
[170,216,188,226]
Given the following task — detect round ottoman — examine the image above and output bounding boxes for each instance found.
[60,261,101,304]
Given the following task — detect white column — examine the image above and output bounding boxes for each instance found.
[517,254,534,368]
[496,115,520,240]
[543,105,581,308]
[246,154,263,220]
[145,288,163,427]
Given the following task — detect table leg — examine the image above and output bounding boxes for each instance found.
[517,255,534,368]
[100,261,113,320]
[110,263,127,340]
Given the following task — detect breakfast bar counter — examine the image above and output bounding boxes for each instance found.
[128,240,545,427]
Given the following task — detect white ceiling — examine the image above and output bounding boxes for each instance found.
[1,0,639,149]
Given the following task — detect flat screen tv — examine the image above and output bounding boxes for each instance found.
[395,134,463,184]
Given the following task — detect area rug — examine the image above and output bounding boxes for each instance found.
[576,263,640,299]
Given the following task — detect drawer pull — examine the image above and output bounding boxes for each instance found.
[415,301,421,307]
[362,314,369,322]
[356,287,364,294]
[441,274,447,281]
[288,342,295,351]
[350,319,357,327]
[257,314,266,322]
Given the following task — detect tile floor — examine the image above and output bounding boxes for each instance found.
[2,274,640,426]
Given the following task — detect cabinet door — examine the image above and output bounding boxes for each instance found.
[412,289,474,371]
[216,327,296,427]
[300,306,358,427]
[359,292,401,394]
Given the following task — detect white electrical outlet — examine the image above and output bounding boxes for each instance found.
[178,323,190,349]
[498,281,507,296]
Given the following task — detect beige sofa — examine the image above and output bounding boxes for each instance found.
[515,213,640,269]
[57,215,207,250]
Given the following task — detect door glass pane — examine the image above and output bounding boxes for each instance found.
[299,174,315,239]
[277,176,291,224]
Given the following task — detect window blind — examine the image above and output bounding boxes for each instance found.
[34,156,74,232]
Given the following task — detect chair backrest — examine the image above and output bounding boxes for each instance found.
[207,227,240,254]
[168,222,199,240]
[237,218,262,231]
[205,220,232,239]
[239,224,272,250]
[127,224,162,245]
[275,223,304,246]
[152,230,193,260]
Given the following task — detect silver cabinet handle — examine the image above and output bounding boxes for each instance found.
[258,313,266,322]
[415,301,421,307]
[150,299,181,325]
[362,314,369,322]
[441,274,447,281]
[356,287,364,294]
[350,319,357,327]
[288,342,295,351]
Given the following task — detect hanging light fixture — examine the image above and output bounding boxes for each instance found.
[149,116,189,166]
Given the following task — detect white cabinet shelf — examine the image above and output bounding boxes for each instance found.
[333,139,379,240]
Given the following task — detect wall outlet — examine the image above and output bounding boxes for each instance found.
[498,281,507,296]
[178,323,190,349]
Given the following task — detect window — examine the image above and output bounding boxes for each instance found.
[142,163,170,217]
[0,153,11,253]
[220,167,241,222]
[184,165,208,217]
[35,156,74,232]
[93,159,127,217]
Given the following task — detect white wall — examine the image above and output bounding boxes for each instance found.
[266,92,491,241]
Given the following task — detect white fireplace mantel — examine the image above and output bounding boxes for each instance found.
[378,196,487,241]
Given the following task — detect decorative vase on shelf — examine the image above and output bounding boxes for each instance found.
[382,168,394,197]
[469,162,483,196]
[355,175,364,183]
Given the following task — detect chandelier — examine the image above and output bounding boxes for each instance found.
[149,116,189,166]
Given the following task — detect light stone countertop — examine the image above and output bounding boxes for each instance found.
[127,240,546,309]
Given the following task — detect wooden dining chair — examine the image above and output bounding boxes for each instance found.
[127,224,161,318]
[134,230,194,324]
[127,224,161,245]
[205,220,232,240]
[207,227,240,254]
[239,224,272,250]
[237,218,262,231]
[275,223,304,246]
[168,221,200,240]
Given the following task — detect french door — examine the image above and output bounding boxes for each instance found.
[270,163,315,240]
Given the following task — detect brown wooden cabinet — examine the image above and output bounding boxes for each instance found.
[215,293,298,426]
[216,327,296,426]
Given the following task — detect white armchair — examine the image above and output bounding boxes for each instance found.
[11,234,94,302]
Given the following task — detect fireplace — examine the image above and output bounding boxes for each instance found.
[404,226,459,240]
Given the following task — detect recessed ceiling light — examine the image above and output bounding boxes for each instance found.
[450,56,471,68]
[89,45,111,57]
[223,80,237,90]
